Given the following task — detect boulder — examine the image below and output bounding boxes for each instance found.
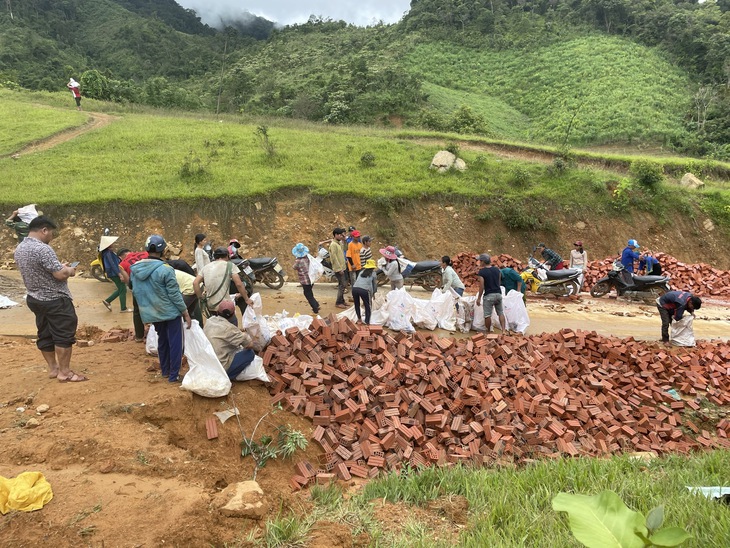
[454,158,467,171]
[430,151,456,173]
[213,480,266,519]
[680,173,705,190]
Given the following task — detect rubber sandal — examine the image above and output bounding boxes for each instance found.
[102,300,112,311]
[58,372,88,383]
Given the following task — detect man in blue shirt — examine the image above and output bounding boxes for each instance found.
[621,239,641,273]
[657,290,701,344]
[640,254,661,276]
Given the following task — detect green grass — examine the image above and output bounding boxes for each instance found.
[407,36,691,145]
[312,451,730,547]
[0,90,88,155]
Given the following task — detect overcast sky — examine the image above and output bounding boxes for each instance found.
[177,0,412,27]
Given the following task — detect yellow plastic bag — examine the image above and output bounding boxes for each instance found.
[0,472,53,514]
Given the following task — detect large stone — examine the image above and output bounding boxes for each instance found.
[680,173,705,190]
[454,158,467,171]
[430,150,456,173]
[213,480,266,519]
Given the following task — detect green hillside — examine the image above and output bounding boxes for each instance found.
[407,36,691,145]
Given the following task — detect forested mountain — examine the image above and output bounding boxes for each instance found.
[1,0,729,157]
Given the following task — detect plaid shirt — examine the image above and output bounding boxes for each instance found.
[293,256,311,285]
[541,248,563,269]
[14,236,72,300]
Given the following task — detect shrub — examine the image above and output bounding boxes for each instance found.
[630,159,664,188]
[509,166,531,187]
[445,141,460,157]
[360,151,376,168]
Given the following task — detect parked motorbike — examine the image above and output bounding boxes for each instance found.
[90,257,108,282]
[375,254,442,291]
[521,257,582,297]
[230,256,257,289]
[590,260,670,300]
[248,257,286,289]
[316,246,341,283]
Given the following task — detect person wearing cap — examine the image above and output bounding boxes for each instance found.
[352,258,379,324]
[130,235,191,383]
[14,215,85,382]
[100,235,130,313]
[194,234,210,273]
[345,226,357,246]
[228,238,242,260]
[292,243,320,314]
[535,243,564,270]
[380,245,404,290]
[329,228,348,309]
[569,241,587,270]
[476,253,508,334]
[194,246,253,322]
[621,239,641,273]
[67,78,82,111]
[203,300,256,381]
[656,291,701,345]
[360,235,373,264]
[346,230,363,286]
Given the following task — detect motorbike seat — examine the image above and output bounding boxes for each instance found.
[632,274,668,283]
[410,260,441,274]
[545,268,580,280]
[248,257,275,268]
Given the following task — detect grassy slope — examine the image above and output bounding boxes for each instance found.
[0,91,88,155]
[407,36,691,145]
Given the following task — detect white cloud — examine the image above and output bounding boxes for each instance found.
[177,0,411,27]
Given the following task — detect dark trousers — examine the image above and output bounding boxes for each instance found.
[183,294,203,326]
[349,269,362,286]
[27,295,78,351]
[131,294,144,340]
[302,284,320,314]
[154,317,184,382]
[352,287,372,324]
[334,271,347,305]
[227,348,255,380]
[657,305,672,342]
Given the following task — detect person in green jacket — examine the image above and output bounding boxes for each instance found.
[5,210,31,243]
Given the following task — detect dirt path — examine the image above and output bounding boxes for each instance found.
[6,112,118,158]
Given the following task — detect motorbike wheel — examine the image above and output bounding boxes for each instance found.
[590,281,611,298]
[91,265,109,282]
[565,280,580,297]
[261,270,285,290]
[421,272,442,292]
[376,272,388,287]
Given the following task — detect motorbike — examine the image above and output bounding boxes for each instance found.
[521,257,583,297]
[590,260,670,300]
[247,257,286,289]
[375,254,442,291]
[90,257,108,282]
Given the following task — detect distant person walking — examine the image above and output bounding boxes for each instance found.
[380,245,404,290]
[14,215,86,382]
[292,243,320,315]
[352,259,378,324]
[99,235,129,312]
[194,233,210,273]
[67,78,82,111]
[131,235,191,383]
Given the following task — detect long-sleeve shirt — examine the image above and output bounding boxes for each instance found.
[658,291,693,321]
[541,248,563,269]
[329,240,346,273]
[101,248,121,278]
[441,265,465,291]
[569,250,587,269]
[353,271,378,295]
[293,256,311,285]
[383,260,403,282]
[621,247,640,273]
[195,247,210,273]
[360,245,373,263]
[5,217,30,242]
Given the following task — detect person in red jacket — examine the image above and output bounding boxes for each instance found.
[118,249,149,342]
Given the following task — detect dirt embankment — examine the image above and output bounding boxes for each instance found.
[1,191,728,272]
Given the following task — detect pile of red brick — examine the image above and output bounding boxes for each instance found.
[582,252,730,297]
[264,317,730,489]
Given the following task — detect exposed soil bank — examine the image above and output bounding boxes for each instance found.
[1,192,727,270]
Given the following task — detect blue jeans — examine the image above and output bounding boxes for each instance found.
[227,349,255,380]
[154,317,184,382]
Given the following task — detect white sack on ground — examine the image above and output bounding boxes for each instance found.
[337,293,389,326]
[235,355,270,382]
[412,297,438,331]
[430,288,457,331]
[384,288,416,332]
[145,325,158,356]
[181,321,232,398]
[0,295,19,308]
[671,315,696,347]
[502,290,530,334]
[456,295,475,333]
[242,293,271,352]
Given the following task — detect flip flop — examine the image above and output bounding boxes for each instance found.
[58,372,89,383]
